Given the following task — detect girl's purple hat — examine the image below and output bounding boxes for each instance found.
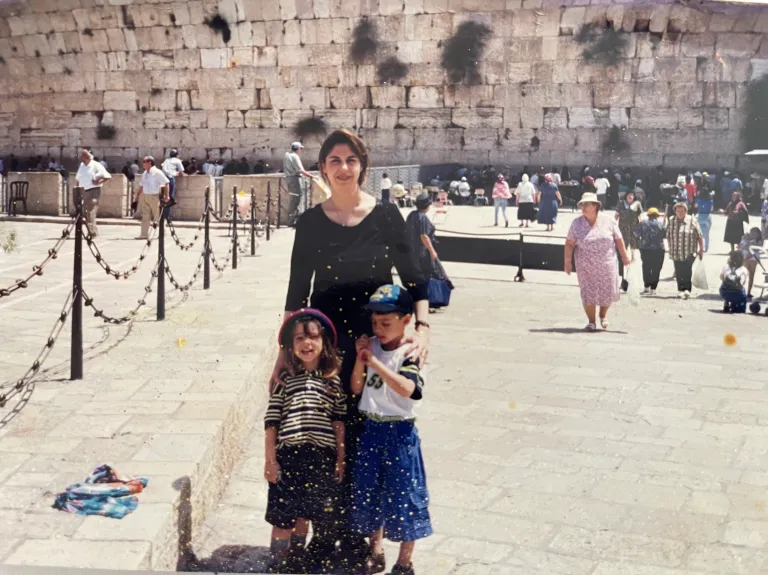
[279,308,338,349]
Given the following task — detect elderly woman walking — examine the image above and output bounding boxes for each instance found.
[492,174,512,227]
[537,174,562,232]
[633,207,667,295]
[667,202,704,299]
[724,191,749,252]
[565,192,631,331]
[515,174,536,228]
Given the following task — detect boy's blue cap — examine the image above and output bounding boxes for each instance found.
[364,284,414,315]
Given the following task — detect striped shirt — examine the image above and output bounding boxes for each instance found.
[264,370,345,451]
[666,215,702,261]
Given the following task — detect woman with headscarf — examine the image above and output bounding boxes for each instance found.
[633,207,667,295]
[406,193,453,312]
[536,174,562,232]
[724,191,749,252]
[515,173,536,228]
[666,202,704,299]
[492,173,511,227]
[565,192,631,331]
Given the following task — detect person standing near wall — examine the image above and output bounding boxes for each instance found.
[133,156,169,240]
[284,142,314,226]
[380,172,392,205]
[161,149,185,222]
[75,149,111,237]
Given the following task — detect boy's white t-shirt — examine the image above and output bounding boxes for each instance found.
[595,178,610,195]
[359,337,423,420]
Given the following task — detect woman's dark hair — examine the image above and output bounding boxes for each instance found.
[318,129,370,186]
[283,317,341,379]
[729,250,744,268]
[382,172,389,178]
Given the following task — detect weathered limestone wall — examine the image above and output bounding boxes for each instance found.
[0,0,766,170]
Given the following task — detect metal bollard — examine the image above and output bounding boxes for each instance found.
[250,186,256,256]
[232,185,238,270]
[70,187,84,381]
[276,182,282,230]
[266,183,271,242]
[157,209,166,320]
[204,187,211,290]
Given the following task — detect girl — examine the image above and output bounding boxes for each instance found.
[720,250,749,313]
[492,174,511,227]
[264,309,346,574]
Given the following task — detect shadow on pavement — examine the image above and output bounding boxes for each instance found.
[186,545,271,573]
[529,327,629,335]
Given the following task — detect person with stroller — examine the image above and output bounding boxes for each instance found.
[740,227,764,299]
[720,250,749,313]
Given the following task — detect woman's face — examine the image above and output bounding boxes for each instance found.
[581,202,599,217]
[625,192,635,204]
[732,191,740,203]
[321,144,361,190]
[674,206,687,220]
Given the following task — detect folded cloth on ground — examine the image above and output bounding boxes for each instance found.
[53,464,149,519]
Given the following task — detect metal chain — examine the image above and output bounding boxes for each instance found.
[83,219,159,280]
[210,204,234,223]
[82,260,159,324]
[0,217,77,299]
[165,252,205,292]
[0,291,73,407]
[209,242,233,273]
[166,215,204,251]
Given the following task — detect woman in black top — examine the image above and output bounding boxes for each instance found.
[280,129,430,571]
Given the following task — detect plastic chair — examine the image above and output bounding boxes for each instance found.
[9,181,28,215]
[474,188,488,206]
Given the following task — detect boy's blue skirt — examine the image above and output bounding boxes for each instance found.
[351,417,432,542]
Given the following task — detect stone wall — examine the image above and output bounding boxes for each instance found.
[0,0,767,171]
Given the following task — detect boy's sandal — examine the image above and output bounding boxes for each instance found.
[364,553,386,575]
[585,323,597,332]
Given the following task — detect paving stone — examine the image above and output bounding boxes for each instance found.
[4,539,152,569]
[73,503,171,541]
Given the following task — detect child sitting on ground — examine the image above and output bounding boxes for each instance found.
[720,250,749,313]
[350,285,432,575]
[264,309,346,574]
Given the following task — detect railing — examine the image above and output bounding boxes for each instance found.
[0,185,278,410]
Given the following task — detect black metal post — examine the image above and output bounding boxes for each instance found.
[157,209,166,320]
[276,181,282,230]
[70,187,84,380]
[250,186,256,256]
[204,187,211,289]
[266,183,272,242]
[515,233,526,282]
[232,185,238,270]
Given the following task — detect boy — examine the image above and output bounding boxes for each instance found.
[350,285,432,575]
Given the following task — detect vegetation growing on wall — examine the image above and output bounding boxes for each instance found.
[204,13,231,44]
[294,117,328,139]
[742,75,768,152]
[96,124,117,140]
[350,18,378,64]
[377,56,409,85]
[602,125,630,154]
[575,22,628,67]
[441,21,491,84]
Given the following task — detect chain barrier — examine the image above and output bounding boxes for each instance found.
[0,291,73,408]
[165,252,205,292]
[83,219,159,280]
[210,242,233,273]
[166,211,205,251]
[82,261,160,325]
[0,216,77,299]
[210,205,234,224]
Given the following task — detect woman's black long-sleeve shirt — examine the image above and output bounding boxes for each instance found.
[285,202,428,351]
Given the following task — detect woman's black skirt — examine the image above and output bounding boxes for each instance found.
[518,202,535,221]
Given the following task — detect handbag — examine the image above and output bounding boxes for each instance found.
[427,278,452,308]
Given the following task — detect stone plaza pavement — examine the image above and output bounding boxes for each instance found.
[2,205,768,574]
[194,207,768,575]
[0,216,288,570]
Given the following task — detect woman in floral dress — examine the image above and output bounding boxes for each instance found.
[565,192,631,331]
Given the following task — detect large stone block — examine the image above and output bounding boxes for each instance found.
[703,108,729,130]
[174,175,215,220]
[629,108,679,129]
[407,87,442,108]
[635,82,670,108]
[703,82,736,108]
[520,84,562,107]
[679,109,703,128]
[329,87,369,109]
[561,84,593,107]
[543,107,568,129]
[451,108,503,129]
[593,83,634,108]
[398,108,451,128]
[567,108,610,129]
[412,128,462,150]
[463,128,499,150]
[717,33,763,58]
[670,83,703,108]
[7,172,63,216]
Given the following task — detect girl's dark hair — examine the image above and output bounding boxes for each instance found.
[729,250,744,268]
[283,317,341,379]
[318,129,370,186]
[382,171,389,178]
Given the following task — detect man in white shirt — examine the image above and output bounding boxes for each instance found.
[133,156,169,239]
[283,142,313,226]
[380,172,393,204]
[594,172,611,209]
[457,176,471,204]
[161,149,185,221]
[75,149,112,236]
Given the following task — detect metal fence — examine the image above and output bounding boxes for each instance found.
[364,165,421,200]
